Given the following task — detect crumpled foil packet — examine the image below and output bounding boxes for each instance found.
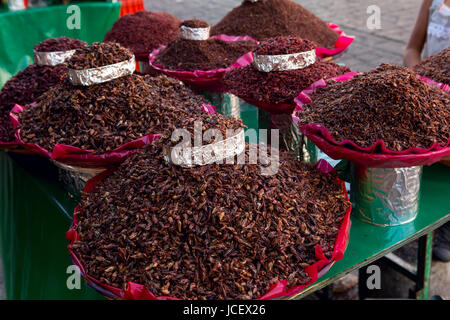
[68,55,136,86]
[165,129,245,167]
[180,25,210,41]
[54,161,107,198]
[351,165,422,226]
[253,50,316,72]
[34,49,76,66]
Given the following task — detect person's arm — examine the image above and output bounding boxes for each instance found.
[403,0,433,68]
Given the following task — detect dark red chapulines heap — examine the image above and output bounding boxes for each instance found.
[254,37,316,55]
[180,19,209,28]
[0,64,67,142]
[34,37,87,52]
[224,36,351,106]
[67,42,133,70]
[211,0,339,47]
[104,10,181,54]
[413,47,449,85]
[70,143,351,300]
[154,19,257,71]
[298,64,450,151]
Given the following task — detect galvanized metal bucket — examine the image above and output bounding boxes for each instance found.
[273,118,340,166]
[351,165,422,226]
[202,91,242,119]
[54,161,107,198]
[260,112,314,163]
[202,92,260,144]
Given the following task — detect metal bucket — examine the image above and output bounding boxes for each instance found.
[202,92,260,144]
[351,165,422,226]
[202,91,241,119]
[53,161,107,199]
[260,113,317,164]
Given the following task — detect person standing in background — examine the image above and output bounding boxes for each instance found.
[404,0,450,66]
[404,0,450,262]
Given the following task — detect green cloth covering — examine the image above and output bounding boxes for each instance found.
[0,151,105,299]
[0,2,121,87]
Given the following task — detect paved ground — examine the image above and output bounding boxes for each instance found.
[1,0,448,300]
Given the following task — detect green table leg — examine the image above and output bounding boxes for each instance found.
[416,232,433,300]
[359,232,433,300]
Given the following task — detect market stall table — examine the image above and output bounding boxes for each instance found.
[1,150,448,300]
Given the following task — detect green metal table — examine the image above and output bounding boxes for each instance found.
[0,151,449,299]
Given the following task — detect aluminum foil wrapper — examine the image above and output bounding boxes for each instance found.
[54,161,107,198]
[352,165,422,226]
[264,112,317,164]
[165,129,245,167]
[281,118,346,187]
[68,55,136,86]
[180,26,210,41]
[34,49,76,66]
[253,50,316,72]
